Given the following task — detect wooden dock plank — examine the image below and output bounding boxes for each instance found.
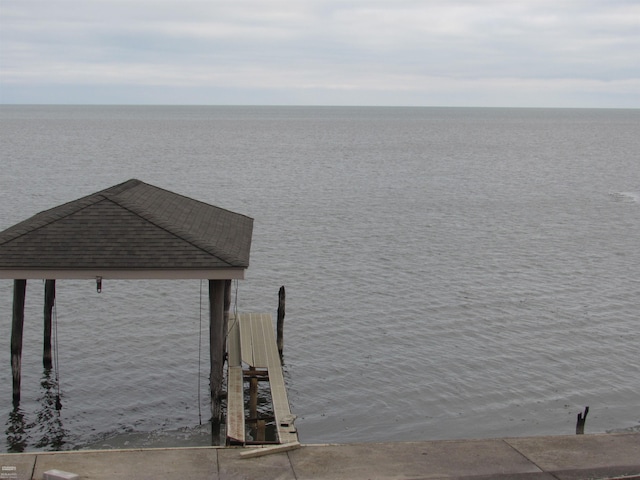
[226,366,245,444]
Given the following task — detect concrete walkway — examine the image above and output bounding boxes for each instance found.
[1,433,639,480]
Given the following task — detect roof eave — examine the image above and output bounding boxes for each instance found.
[0,267,247,280]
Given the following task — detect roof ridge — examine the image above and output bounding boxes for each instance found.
[103,191,244,266]
[130,180,253,222]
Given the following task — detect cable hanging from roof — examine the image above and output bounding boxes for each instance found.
[225,279,240,341]
[52,294,62,411]
[197,279,203,426]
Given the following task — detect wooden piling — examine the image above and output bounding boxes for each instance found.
[209,279,226,431]
[277,286,285,359]
[43,279,56,370]
[11,279,27,407]
[223,279,231,354]
[576,406,589,434]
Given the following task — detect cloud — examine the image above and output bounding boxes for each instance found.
[1,0,638,106]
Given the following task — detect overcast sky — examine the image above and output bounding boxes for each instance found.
[1,0,639,107]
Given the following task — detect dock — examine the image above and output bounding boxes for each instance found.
[226,313,298,446]
[1,433,639,479]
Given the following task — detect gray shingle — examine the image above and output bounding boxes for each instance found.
[0,179,253,271]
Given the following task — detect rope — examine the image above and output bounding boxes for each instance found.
[234,279,239,318]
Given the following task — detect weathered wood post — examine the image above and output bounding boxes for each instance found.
[277,286,285,360]
[209,279,226,441]
[11,279,27,407]
[576,406,589,434]
[43,279,56,370]
[223,279,231,349]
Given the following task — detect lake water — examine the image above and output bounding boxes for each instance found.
[1,105,639,452]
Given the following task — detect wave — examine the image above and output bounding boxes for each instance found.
[609,191,640,203]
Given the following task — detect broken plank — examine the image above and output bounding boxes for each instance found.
[240,441,301,459]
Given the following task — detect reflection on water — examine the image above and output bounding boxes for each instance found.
[32,370,67,449]
[4,370,67,452]
[5,408,28,453]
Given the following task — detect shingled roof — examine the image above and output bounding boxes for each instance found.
[0,179,253,279]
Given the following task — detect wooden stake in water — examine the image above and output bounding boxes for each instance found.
[576,406,589,434]
[277,286,286,360]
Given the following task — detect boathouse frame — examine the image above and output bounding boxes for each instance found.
[0,179,253,437]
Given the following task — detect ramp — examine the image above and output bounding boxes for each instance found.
[226,313,297,445]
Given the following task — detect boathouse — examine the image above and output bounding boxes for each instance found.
[0,179,253,430]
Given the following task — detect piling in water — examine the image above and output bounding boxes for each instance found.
[11,279,27,407]
[43,279,56,370]
[576,406,589,434]
[277,286,286,360]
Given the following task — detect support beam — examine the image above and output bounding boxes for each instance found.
[223,279,231,354]
[11,279,27,407]
[43,279,56,370]
[209,279,226,431]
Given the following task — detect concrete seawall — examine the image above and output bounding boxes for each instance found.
[1,432,639,480]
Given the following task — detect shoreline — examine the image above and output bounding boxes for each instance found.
[2,432,639,479]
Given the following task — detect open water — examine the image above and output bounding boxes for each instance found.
[0,106,639,452]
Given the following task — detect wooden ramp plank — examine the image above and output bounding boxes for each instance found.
[226,317,245,444]
[252,314,298,444]
[251,313,270,369]
[239,313,254,367]
[227,313,241,367]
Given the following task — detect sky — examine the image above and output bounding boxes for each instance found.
[1,0,639,107]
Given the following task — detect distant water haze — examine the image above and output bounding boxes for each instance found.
[1,106,639,451]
